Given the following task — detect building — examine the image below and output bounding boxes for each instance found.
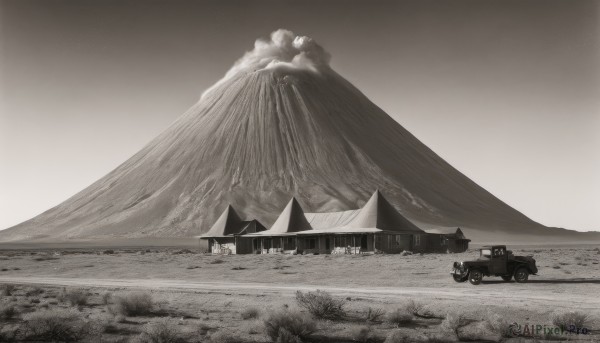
[199,190,470,254]
[199,205,267,254]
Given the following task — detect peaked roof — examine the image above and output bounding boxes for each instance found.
[203,205,243,237]
[346,190,423,233]
[260,197,313,235]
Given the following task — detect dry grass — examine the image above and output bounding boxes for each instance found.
[62,288,89,307]
[111,292,154,317]
[484,311,512,338]
[102,292,112,305]
[263,309,317,341]
[240,307,260,320]
[365,307,386,322]
[207,330,243,343]
[0,304,17,320]
[24,286,44,297]
[22,308,98,342]
[1,284,16,296]
[440,312,464,336]
[385,309,413,327]
[551,310,589,329]
[135,318,185,343]
[350,325,376,343]
[295,289,346,319]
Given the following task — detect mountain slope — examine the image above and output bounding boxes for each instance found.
[0,29,588,243]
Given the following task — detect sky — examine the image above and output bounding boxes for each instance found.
[1,0,599,232]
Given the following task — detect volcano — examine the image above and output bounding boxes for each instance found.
[0,29,589,243]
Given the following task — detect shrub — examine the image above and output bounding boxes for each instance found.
[551,310,589,329]
[1,284,16,296]
[385,309,413,327]
[0,304,17,320]
[207,330,242,343]
[351,325,375,343]
[295,290,346,319]
[484,312,512,337]
[24,286,44,297]
[102,292,113,305]
[64,289,88,307]
[23,308,98,342]
[441,312,464,336]
[365,307,385,322]
[0,324,22,342]
[263,309,316,341]
[240,307,260,320]
[405,300,424,316]
[275,328,303,343]
[136,319,185,343]
[112,292,154,316]
[384,331,412,343]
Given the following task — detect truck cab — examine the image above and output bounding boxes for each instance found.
[452,245,537,285]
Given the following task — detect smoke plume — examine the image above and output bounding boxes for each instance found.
[202,29,331,97]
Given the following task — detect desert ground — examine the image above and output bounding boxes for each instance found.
[0,245,599,342]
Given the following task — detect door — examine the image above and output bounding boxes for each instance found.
[325,237,331,250]
[360,235,368,250]
[489,247,507,274]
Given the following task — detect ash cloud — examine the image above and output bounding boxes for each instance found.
[225,29,331,80]
[201,29,330,98]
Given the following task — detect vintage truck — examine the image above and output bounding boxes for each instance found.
[451,245,538,285]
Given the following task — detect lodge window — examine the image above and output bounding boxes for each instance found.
[414,235,421,246]
[441,236,447,245]
[395,235,402,246]
[307,238,317,249]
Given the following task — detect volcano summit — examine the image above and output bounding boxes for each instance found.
[0,29,585,243]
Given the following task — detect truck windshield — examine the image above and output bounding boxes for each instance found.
[481,249,491,258]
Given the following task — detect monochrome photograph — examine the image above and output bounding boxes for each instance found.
[0,0,598,342]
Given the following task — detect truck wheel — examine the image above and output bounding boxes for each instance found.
[453,274,467,283]
[501,275,512,282]
[468,269,483,285]
[514,268,529,283]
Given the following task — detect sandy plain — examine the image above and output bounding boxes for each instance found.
[0,245,599,342]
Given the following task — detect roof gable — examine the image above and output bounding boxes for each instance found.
[347,190,423,232]
[267,198,313,234]
[203,205,243,237]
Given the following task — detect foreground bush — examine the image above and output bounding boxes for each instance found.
[404,300,424,316]
[365,307,385,322]
[263,309,317,342]
[207,330,243,343]
[275,328,303,343]
[240,307,260,320]
[23,308,98,342]
[295,290,346,319]
[112,292,154,316]
[351,325,375,343]
[63,289,89,307]
[1,284,15,296]
[384,331,454,343]
[0,304,17,320]
[384,331,416,343]
[24,286,44,297]
[135,318,185,343]
[385,309,413,327]
[441,312,465,336]
[484,312,512,337]
[551,310,589,329]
